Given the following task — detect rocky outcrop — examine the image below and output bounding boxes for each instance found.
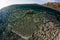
[43,2,60,11]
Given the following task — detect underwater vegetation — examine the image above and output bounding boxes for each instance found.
[0,4,60,40]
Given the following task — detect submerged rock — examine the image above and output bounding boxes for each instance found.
[0,4,60,40]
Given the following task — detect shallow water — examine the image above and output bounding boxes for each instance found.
[0,4,60,39]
